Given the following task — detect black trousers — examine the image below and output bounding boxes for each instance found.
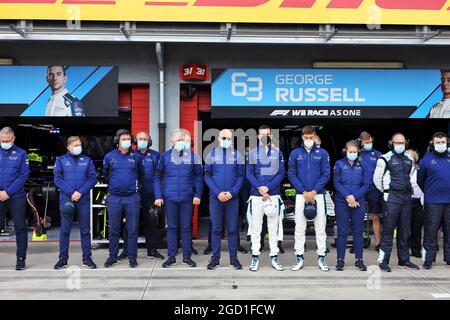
[409,198,425,255]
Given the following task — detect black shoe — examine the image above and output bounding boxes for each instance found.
[237,245,248,254]
[411,251,421,258]
[192,247,198,255]
[54,258,68,270]
[129,260,138,268]
[183,256,197,267]
[15,258,26,271]
[203,245,212,255]
[335,259,345,271]
[207,256,220,270]
[246,235,251,242]
[423,261,432,270]
[147,250,165,260]
[379,263,391,272]
[162,256,176,268]
[349,247,355,254]
[278,241,285,254]
[375,244,380,252]
[355,259,367,271]
[398,261,419,270]
[104,257,118,268]
[82,258,97,269]
[230,257,243,270]
[118,251,128,261]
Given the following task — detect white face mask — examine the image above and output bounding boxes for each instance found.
[1,142,13,150]
[434,144,447,154]
[304,139,314,149]
[120,140,131,150]
[219,139,232,149]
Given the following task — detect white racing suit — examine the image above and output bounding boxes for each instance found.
[294,193,327,256]
[246,195,284,257]
[428,98,450,118]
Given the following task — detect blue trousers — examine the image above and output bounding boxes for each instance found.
[335,201,365,260]
[0,195,27,259]
[210,197,239,259]
[380,192,411,264]
[107,193,140,261]
[165,200,193,257]
[59,200,91,261]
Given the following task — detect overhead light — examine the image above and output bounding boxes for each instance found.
[313,61,404,69]
[0,58,13,65]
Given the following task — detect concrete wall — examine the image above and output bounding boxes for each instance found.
[1,41,449,149]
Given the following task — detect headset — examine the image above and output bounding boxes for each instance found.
[113,129,135,147]
[388,133,409,151]
[428,132,450,151]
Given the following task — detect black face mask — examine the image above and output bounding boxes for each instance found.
[260,135,271,146]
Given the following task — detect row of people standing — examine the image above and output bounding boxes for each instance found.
[1,125,449,272]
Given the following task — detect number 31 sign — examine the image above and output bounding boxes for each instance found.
[180,63,209,81]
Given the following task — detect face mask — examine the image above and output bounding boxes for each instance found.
[448,147,450,153]
[137,140,148,150]
[120,140,131,150]
[184,141,192,150]
[434,144,447,154]
[72,146,82,156]
[304,139,314,149]
[174,141,185,152]
[260,135,271,145]
[394,144,405,154]
[1,142,12,150]
[219,139,232,149]
[346,152,358,161]
[363,143,373,152]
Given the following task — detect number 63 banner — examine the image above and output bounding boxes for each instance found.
[211,68,450,119]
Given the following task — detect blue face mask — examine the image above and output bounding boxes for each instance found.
[137,140,148,150]
[120,140,131,150]
[72,146,82,156]
[219,139,232,149]
[394,144,405,154]
[174,141,185,152]
[363,143,373,152]
[1,142,12,150]
[346,152,358,161]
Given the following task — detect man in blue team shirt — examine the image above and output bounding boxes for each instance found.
[417,132,450,269]
[0,127,30,270]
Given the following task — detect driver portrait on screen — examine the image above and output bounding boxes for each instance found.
[45,65,85,117]
[428,69,450,118]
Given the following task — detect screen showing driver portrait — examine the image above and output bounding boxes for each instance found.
[428,70,450,119]
[45,65,85,117]
[0,65,118,117]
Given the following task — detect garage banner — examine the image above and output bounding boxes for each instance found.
[1,0,450,26]
[0,66,118,117]
[211,68,449,119]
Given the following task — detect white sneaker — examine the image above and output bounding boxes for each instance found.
[271,255,284,271]
[318,256,330,272]
[291,255,304,271]
[249,256,259,272]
